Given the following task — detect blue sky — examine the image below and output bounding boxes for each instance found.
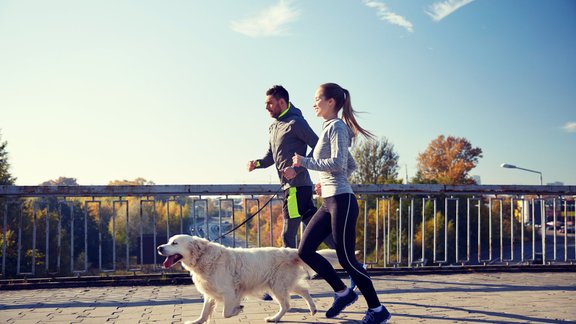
[1,0,575,186]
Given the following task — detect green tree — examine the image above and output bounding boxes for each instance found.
[0,131,16,185]
[0,131,17,275]
[350,137,400,257]
[350,137,400,184]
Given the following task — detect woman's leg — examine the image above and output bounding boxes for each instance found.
[329,193,381,309]
[298,203,346,292]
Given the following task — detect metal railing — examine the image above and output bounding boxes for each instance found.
[1,184,575,278]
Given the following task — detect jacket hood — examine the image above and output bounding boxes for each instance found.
[276,102,304,120]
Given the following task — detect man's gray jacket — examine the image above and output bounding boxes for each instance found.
[255,103,318,190]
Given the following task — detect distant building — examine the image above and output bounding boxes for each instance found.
[546,181,564,186]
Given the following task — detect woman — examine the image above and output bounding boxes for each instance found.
[292,83,391,323]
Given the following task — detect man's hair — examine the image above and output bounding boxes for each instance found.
[266,85,289,104]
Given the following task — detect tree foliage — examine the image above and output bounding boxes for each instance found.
[246,196,285,247]
[40,177,79,186]
[0,131,16,185]
[415,135,483,185]
[109,178,155,186]
[350,137,400,184]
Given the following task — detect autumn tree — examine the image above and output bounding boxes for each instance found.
[413,135,486,264]
[40,177,79,186]
[415,135,483,185]
[350,137,400,184]
[109,177,155,185]
[246,196,284,247]
[0,131,16,185]
[106,177,184,268]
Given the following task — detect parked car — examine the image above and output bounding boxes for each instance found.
[546,221,562,230]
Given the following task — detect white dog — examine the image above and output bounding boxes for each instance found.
[158,234,342,323]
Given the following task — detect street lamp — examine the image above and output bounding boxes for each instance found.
[500,163,543,185]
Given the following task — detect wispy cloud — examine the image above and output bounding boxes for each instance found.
[427,0,475,22]
[363,0,414,33]
[230,0,300,37]
[563,121,576,133]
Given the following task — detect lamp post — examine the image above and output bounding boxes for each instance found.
[500,163,543,185]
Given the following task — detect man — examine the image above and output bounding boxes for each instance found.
[248,86,358,301]
[248,85,323,249]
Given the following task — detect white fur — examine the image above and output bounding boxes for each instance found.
[157,235,344,323]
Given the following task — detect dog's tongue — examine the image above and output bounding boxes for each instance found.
[163,255,177,269]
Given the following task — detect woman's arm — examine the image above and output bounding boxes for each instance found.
[295,122,349,172]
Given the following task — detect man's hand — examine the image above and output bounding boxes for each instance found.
[282,167,296,180]
[247,160,258,172]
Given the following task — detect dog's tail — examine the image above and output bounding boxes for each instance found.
[284,248,306,267]
[283,249,314,283]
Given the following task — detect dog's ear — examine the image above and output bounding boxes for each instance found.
[187,236,208,257]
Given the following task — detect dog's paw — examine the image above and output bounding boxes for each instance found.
[265,315,281,323]
[184,319,205,324]
[223,305,244,318]
[233,305,244,316]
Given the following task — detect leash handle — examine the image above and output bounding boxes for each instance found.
[210,186,284,242]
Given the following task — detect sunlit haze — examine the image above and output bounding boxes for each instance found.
[1,0,575,186]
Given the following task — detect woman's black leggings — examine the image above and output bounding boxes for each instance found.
[298,193,380,308]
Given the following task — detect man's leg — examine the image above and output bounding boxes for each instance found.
[282,187,303,248]
[282,217,301,248]
[263,188,301,302]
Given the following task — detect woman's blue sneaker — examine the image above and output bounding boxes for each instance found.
[325,288,358,318]
[362,305,392,323]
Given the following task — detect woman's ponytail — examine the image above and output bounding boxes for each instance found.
[340,87,374,140]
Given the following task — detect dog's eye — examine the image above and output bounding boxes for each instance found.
[171,241,178,245]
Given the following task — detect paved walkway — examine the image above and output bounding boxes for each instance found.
[1,272,575,323]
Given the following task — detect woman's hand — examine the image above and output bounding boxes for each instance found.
[292,153,303,167]
[314,183,322,196]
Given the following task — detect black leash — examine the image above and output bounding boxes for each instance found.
[211,185,284,242]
